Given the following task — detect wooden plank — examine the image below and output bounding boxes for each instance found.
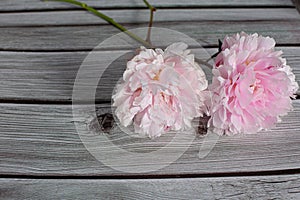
[0,47,299,102]
[1,9,299,27]
[1,21,300,51]
[1,175,300,199]
[0,101,299,176]
[1,0,294,11]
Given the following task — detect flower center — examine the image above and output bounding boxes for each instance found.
[249,84,259,94]
[245,59,254,65]
[153,69,162,81]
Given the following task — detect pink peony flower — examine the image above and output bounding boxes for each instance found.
[113,42,208,138]
[209,32,299,135]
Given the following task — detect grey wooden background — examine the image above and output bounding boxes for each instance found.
[1,0,300,199]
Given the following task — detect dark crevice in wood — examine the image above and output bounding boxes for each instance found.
[0,48,95,53]
[0,18,298,27]
[1,43,300,53]
[0,168,299,179]
[0,99,72,105]
[0,98,114,105]
[1,18,298,28]
[0,5,295,14]
[0,97,299,105]
[276,43,300,47]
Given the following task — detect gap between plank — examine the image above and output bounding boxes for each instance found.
[1,19,298,28]
[0,96,298,106]
[0,168,300,180]
[0,5,295,14]
[1,43,300,53]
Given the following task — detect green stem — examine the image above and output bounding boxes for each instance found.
[46,0,153,48]
[44,0,213,69]
[143,0,156,44]
[143,0,156,11]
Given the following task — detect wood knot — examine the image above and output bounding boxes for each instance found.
[89,113,115,134]
[198,115,210,135]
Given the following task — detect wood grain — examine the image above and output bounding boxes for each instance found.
[1,0,300,198]
[0,101,299,176]
[1,0,294,11]
[1,8,299,27]
[1,175,300,199]
[0,47,299,102]
[1,21,300,51]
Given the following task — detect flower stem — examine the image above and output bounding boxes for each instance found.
[44,0,213,69]
[143,0,156,10]
[206,39,223,62]
[143,0,156,44]
[45,0,153,48]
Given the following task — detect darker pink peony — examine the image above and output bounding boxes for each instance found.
[209,32,299,135]
[113,42,209,138]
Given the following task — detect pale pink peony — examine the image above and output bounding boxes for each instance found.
[113,42,208,138]
[209,32,299,135]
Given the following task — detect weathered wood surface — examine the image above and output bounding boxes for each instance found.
[1,8,299,27]
[1,0,300,199]
[1,0,294,11]
[0,47,299,102]
[1,21,300,51]
[1,175,300,199]
[0,101,299,176]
